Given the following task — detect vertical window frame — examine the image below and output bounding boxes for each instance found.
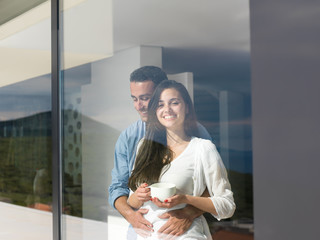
[51,0,62,239]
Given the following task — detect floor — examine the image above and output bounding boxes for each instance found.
[0,201,129,240]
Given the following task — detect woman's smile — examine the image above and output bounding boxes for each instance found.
[163,115,176,120]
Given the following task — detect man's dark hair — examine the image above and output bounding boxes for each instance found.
[130,66,168,87]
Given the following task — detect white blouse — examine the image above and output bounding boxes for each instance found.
[191,137,235,220]
[132,137,235,239]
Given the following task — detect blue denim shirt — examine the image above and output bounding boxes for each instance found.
[108,119,212,208]
[109,119,145,208]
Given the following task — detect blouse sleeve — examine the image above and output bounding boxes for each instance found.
[197,139,236,220]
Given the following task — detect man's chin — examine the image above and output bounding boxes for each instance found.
[140,115,148,122]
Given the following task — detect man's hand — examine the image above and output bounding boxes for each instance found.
[156,207,195,239]
[130,208,154,238]
[115,196,153,238]
[156,188,210,239]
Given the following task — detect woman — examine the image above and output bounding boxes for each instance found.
[128,80,235,239]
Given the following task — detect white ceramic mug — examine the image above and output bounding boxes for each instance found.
[149,182,176,202]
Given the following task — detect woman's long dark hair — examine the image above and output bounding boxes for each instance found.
[128,80,199,191]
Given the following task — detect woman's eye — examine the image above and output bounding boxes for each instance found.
[158,104,164,108]
[172,101,179,105]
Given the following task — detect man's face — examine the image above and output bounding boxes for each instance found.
[130,80,155,122]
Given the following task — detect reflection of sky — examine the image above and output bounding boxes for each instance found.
[0,74,51,121]
[164,49,251,94]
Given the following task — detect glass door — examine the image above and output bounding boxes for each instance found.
[0,0,52,239]
[59,1,253,240]
[59,0,113,239]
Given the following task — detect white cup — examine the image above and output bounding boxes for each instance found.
[149,182,176,202]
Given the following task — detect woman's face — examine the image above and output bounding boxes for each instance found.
[156,88,187,132]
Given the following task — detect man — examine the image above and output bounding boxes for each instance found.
[108,66,212,239]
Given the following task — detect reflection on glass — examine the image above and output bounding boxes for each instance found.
[1,0,253,239]
[60,2,113,239]
[193,78,253,236]
[60,1,253,240]
[0,0,52,238]
[63,77,84,217]
[0,77,52,237]
[0,75,52,206]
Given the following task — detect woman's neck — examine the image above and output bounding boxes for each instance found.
[166,129,191,161]
[166,128,190,147]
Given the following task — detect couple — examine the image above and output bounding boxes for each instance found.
[109,66,235,239]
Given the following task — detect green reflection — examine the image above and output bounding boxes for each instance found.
[0,112,52,211]
[0,76,52,212]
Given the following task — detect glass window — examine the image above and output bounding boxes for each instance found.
[0,0,52,239]
[60,1,253,239]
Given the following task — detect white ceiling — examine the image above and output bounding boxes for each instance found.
[0,0,251,88]
[0,0,250,52]
[113,0,250,52]
[112,0,251,91]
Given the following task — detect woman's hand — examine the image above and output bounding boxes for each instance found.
[134,183,151,203]
[128,183,151,209]
[155,194,218,216]
[151,194,187,208]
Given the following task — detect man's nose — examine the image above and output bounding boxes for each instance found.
[138,100,145,109]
